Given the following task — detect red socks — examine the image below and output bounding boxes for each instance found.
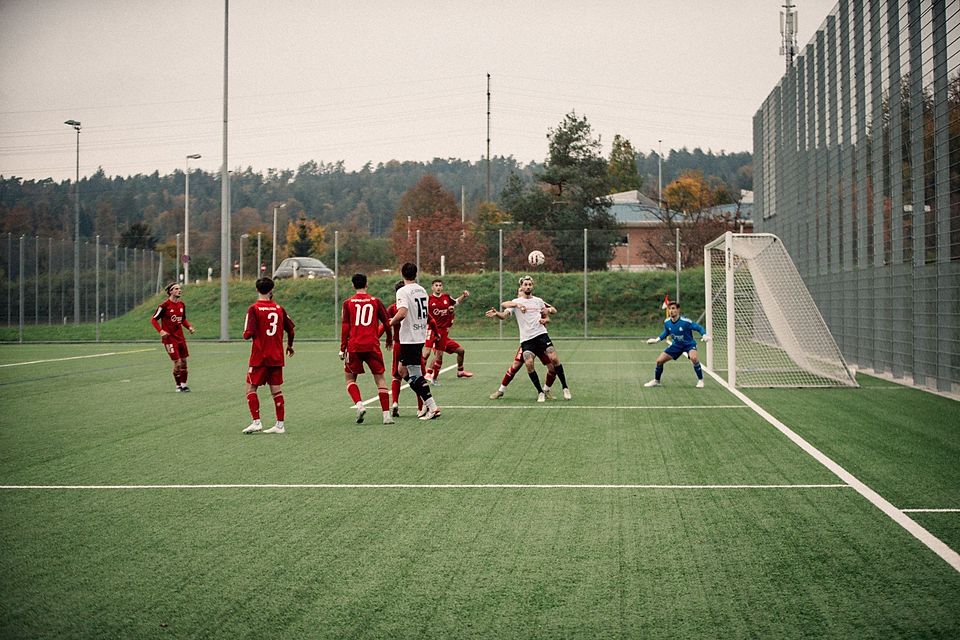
[347,382,362,404]
[378,388,389,411]
[272,392,284,421]
[247,391,260,420]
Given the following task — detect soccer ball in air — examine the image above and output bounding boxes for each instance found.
[528,250,545,266]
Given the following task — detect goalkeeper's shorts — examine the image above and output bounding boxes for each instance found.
[664,342,696,360]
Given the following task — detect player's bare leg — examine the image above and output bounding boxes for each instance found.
[455,345,473,378]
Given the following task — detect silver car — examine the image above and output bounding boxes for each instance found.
[272,257,334,279]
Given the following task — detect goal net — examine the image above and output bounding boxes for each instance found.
[704,232,857,388]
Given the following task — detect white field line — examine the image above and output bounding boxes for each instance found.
[0,348,155,368]
[0,483,851,491]
[419,405,747,410]
[901,508,960,513]
[704,366,960,573]
[359,363,458,406]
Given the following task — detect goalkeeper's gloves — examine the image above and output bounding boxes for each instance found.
[701,335,711,342]
[646,337,659,344]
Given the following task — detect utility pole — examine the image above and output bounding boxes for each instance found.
[485,73,491,202]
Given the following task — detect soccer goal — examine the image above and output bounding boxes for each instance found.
[704,232,857,388]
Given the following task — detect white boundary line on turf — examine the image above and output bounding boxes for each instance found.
[0,483,852,490]
[360,364,458,406]
[704,366,960,573]
[901,508,960,513]
[0,348,155,368]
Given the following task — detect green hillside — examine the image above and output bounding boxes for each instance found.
[0,269,705,342]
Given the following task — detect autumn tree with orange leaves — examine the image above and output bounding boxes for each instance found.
[390,175,485,273]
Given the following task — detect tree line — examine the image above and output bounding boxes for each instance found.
[0,113,753,275]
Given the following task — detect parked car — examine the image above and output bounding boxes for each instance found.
[272,257,334,279]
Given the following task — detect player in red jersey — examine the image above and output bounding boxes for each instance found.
[241,277,295,434]
[424,279,472,383]
[340,273,393,424]
[151,282,196,392]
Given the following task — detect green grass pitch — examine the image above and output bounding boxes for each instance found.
[1,340,958,638]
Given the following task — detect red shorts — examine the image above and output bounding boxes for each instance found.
[247,365,283,386]
[162,338,188,361]
[515,345,551,366]
[429,329,461,354]
[345,350,385,376]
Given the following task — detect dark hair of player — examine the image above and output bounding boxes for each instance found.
[394,280,405,292]
[401,262,418,280]
[352,273,367,289]
[432,278,443,285]
[165,282,179,294]
[255,277,275,294]
[668,301,680,309]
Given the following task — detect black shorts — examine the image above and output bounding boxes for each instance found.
[520,334,553,359]
[398,343,425,367]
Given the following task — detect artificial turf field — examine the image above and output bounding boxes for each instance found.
[1,339,958,639]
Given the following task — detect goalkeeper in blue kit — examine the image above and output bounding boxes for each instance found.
[644,301,711,388]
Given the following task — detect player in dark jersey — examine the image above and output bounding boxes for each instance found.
[151,282,196,392]
[424,279,472,383]
[241,277,295,434]
[340,273,393,424]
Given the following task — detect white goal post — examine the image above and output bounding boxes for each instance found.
[704,232,857,388]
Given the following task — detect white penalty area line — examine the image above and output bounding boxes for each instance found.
[0,348,155,368]
[0,483,851,491]
[704,366,960,573]
[359,363,458,407]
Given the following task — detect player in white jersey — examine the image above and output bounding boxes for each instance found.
[485,275,571,402]
[387,262,440,420]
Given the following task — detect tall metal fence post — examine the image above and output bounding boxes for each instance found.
[498,228,503,340]
[34,236,39,323]
[18,235,25,342]
[334,230,339,342]
[6,233,11,327]
[583,228,588,338]
[47,237,53,325]
[675,228,681,304]
[416,230,421,276]
[95,236,100,342]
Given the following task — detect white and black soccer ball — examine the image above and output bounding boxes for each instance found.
[527,250,545,267]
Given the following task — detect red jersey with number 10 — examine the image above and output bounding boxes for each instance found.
[341,293,389,353]
[243,300,295,367]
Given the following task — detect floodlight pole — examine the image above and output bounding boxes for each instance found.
[219,0,230,341]
[65,119,81,324]
[184,153,201,285]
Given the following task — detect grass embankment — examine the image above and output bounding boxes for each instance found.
[0,268,704,342]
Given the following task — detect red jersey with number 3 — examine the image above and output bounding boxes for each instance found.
[341,293,389,353]
[243,301,295,367]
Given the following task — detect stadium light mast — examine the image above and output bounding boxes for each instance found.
[220,0,230,341]
[780,0,798,71]
[64,119,81,324]
[184,153,201,285]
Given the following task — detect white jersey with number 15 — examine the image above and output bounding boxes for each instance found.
[396,282,429,344]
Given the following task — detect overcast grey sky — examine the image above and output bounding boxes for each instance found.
[0,0,838,182]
